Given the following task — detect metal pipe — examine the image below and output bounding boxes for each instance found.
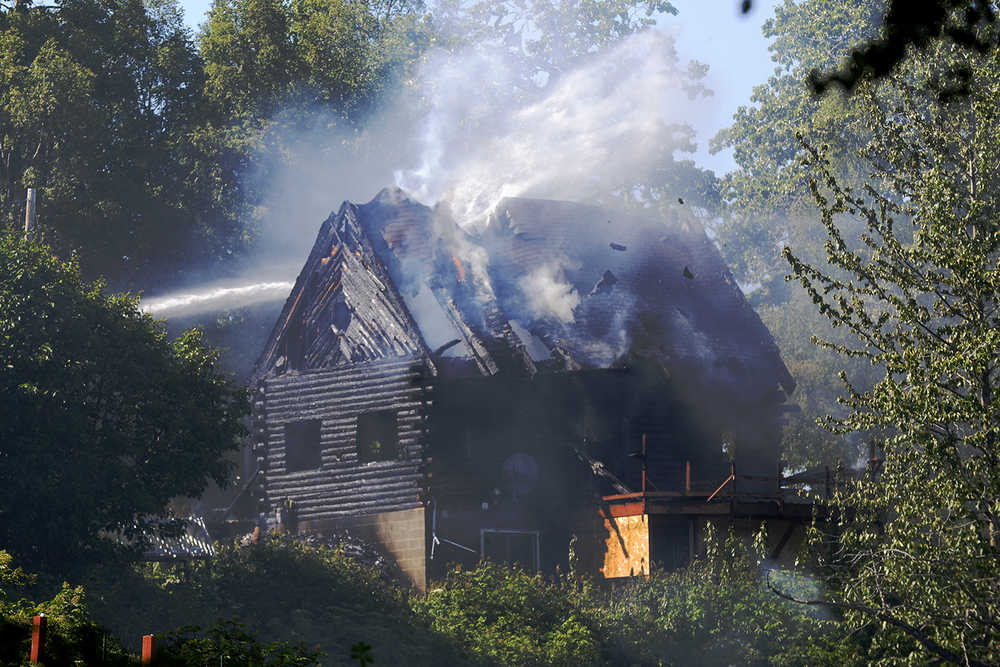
[707,473,734,503]
[641,433,647,494]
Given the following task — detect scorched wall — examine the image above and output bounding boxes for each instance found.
[259,354,432,524]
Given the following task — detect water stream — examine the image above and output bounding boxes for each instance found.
[141,281,294,317]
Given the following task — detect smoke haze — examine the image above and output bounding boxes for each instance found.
[143,21,715,329]
[396,29,705,229]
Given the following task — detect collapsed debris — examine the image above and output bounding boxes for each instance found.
[589,269,618,296]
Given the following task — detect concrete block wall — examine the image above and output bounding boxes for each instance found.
[302,507,429,592]
[373,507,428,592]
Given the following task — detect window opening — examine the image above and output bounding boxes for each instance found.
[357,410,398,462]
[284,419,322,471]
[480,529,541,572]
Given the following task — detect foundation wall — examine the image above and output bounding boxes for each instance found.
[301,507,429,592]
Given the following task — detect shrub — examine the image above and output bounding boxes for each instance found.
[582,524,862,666]
[414,562,601,666]
[0,550,132,665]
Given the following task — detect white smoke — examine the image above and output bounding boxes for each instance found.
[148,22,713,336]
[395,29,703,229]
[519,262,581,323]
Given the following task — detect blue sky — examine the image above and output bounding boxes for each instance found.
[664,0,781,173]
[176,0,781,175]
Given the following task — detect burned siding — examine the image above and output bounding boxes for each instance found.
[256,201,431,377]
[261,355,433,524]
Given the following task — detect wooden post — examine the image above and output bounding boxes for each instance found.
[29,615,46,664]
[24,188,36,240]
[141,634,156,665]
[684,460,691,495]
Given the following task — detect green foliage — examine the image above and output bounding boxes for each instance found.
[0,549,318,665]
[433,0,677,93]
[0,233,248,572]
[581,525,855,666]
[349,640,373,666]
[717,1,1000,470]
[0,0,249,287]
[0,551,134,666]
[157,619,323,665]
[415,562,602,666]
[84,536,470,665]
[713,0,894,467]
[413,526,855,666]
[808,0,998,96]
[714,0,886,284]
[0,0,435,287]
[783,22,1000,664]
[68,531,855,666]
[199,0,428,121]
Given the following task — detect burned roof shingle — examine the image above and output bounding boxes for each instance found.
[254,189,794,399]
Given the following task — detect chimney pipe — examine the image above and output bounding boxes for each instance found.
[24,188,36,240]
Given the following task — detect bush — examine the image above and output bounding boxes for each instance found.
[4,529,865,666]
[414,562,602,666]
[156,619,322,666]
[0,550,132,665]
[84,536,471,666]
[409,524,862,666]
[582,524,864,666]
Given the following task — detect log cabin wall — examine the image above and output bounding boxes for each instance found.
[260,354,433,526]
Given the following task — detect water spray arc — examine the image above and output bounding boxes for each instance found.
[141,281,294,317]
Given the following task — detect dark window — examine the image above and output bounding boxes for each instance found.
[357,411,398,462]
[284,420,322,471]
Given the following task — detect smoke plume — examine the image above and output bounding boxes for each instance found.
[143,20,715,338]
[519,261,581,323]
[396,29,704,229]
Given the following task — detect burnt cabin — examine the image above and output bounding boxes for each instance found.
[247,187,801,590]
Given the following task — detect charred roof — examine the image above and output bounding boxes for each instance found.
[255,187,793,400]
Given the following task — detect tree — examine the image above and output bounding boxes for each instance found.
[711,0,888,466]
[193,0,433,271]
[0,0,252,289]
[740,0,995,96]
[806,0,996,97]
[780,26,1000,664]
[198,0,430,122]
[713,0,885,285]
[0,232,248,573]
[432,0,678,93]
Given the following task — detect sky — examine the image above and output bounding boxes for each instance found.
[664,0,781,174]
[175,0,782,176]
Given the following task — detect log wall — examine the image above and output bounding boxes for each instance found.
[259,355,432,524]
